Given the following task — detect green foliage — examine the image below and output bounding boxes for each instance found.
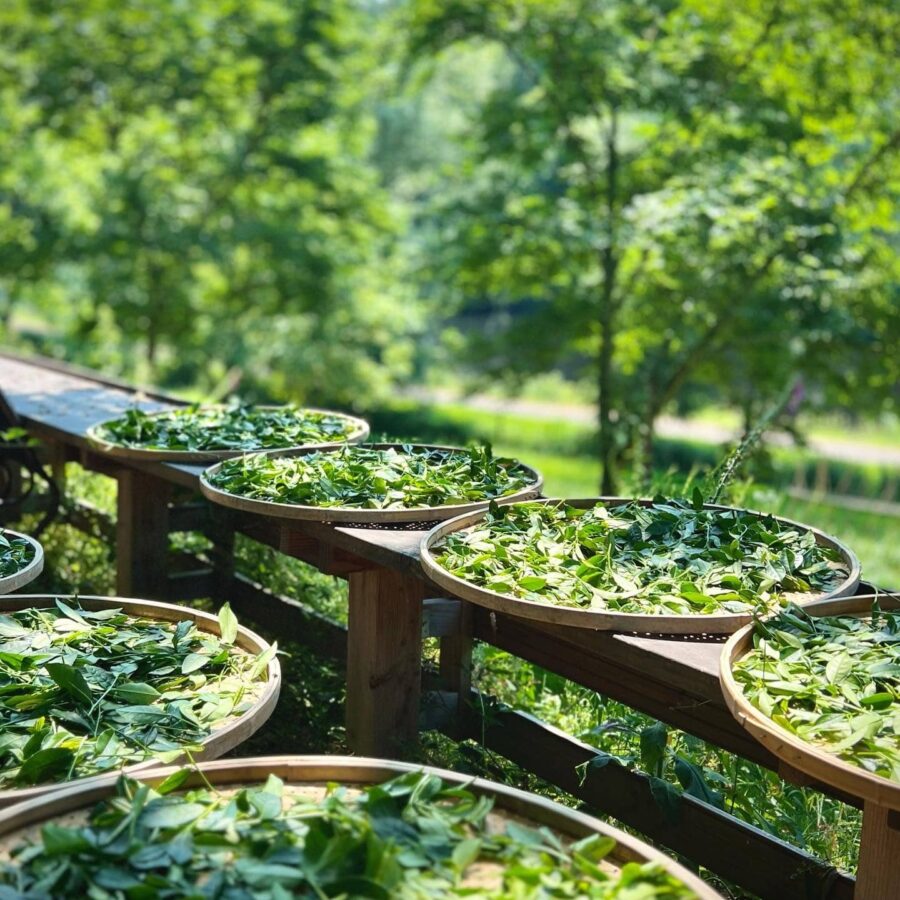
[207,444,536,511]
[735,604,900,781]
[0,600,270,788]
[434,499,847,615]
[398,0,900,485]
[94,404,363,453]
[0,531,34,579]
[0,0,417,403]
[0,769,696,898]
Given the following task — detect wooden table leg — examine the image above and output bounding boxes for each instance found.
[439,600,473,737]
[855,802,900,899]
[116,469,171,599]
[346,568,425,757]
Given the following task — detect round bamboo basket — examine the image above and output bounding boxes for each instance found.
[200,443,543,525]
[0,531,43,595]
[420,498,860,635]
[86,404,370,462]
[0,755,720,898]
[0,595,281,807]
[720,593,900,811]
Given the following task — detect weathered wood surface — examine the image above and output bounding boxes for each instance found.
[346,568,426,755]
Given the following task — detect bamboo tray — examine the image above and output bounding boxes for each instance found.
[0,595,281,807]
[420,498,860,635]
[200,443,543,525]
[0,755,720,898]
[87,404,370,462]
[0,531,43,595]
[721,594,899,899]
[721,593,899,809]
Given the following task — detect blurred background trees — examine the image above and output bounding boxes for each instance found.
[0,0,897,488]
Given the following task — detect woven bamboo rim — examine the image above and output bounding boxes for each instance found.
[721,593,900,810]
[0,595,281,807]
[200,443,543,524]
[86,404,370,462]
[0,754,720,896]
[0,531,43,595]
[420,498,861,635]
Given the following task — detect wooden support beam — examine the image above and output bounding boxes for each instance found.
[346,568,425,756]
[226,571,348,662]
[168,568,215,601]
[422,597,462,638]
[115,469,171,599]
[438,601,473,738]
[856,803,900,900]
[169,502,210,534]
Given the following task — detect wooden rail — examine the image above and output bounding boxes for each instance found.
[0,350,865,897]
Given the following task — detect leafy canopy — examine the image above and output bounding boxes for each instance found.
[399,0,900,484]
[0,769,696,898]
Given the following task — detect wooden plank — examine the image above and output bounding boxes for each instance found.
[226,571,347,662]
[469,705,855,900]
[438,601,473,737]
[856,803,900,900]
[473,607,777,769]
[346,568,426,756]
[115,469,171,599]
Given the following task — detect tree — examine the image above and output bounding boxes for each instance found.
[0,0,418,405]
[400,0,900,490]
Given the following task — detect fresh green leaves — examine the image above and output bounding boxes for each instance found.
[734,605,900,781]
[434,500,847,615]
[94,404,362,453]
[0,600,271,789]
[0,531,35,579]
[208,444,537,511]
[0,770,697,898]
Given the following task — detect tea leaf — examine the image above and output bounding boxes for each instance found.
[0,770,697,897]
[435,500,845,616]
[208,444,536,512]
[0,601,270,789]
[95,404,361,453]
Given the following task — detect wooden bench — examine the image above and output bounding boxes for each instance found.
[0,349,868,898]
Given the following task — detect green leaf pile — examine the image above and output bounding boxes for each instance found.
[733,605,900,781]
[94,404,362,452]
[434,500,847,616]
[0,770,697,898]
[207,444,537,511]
[0,532,34,580]
[0,601,273,789]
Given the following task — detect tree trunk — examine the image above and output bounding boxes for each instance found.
[598,108,619,495]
